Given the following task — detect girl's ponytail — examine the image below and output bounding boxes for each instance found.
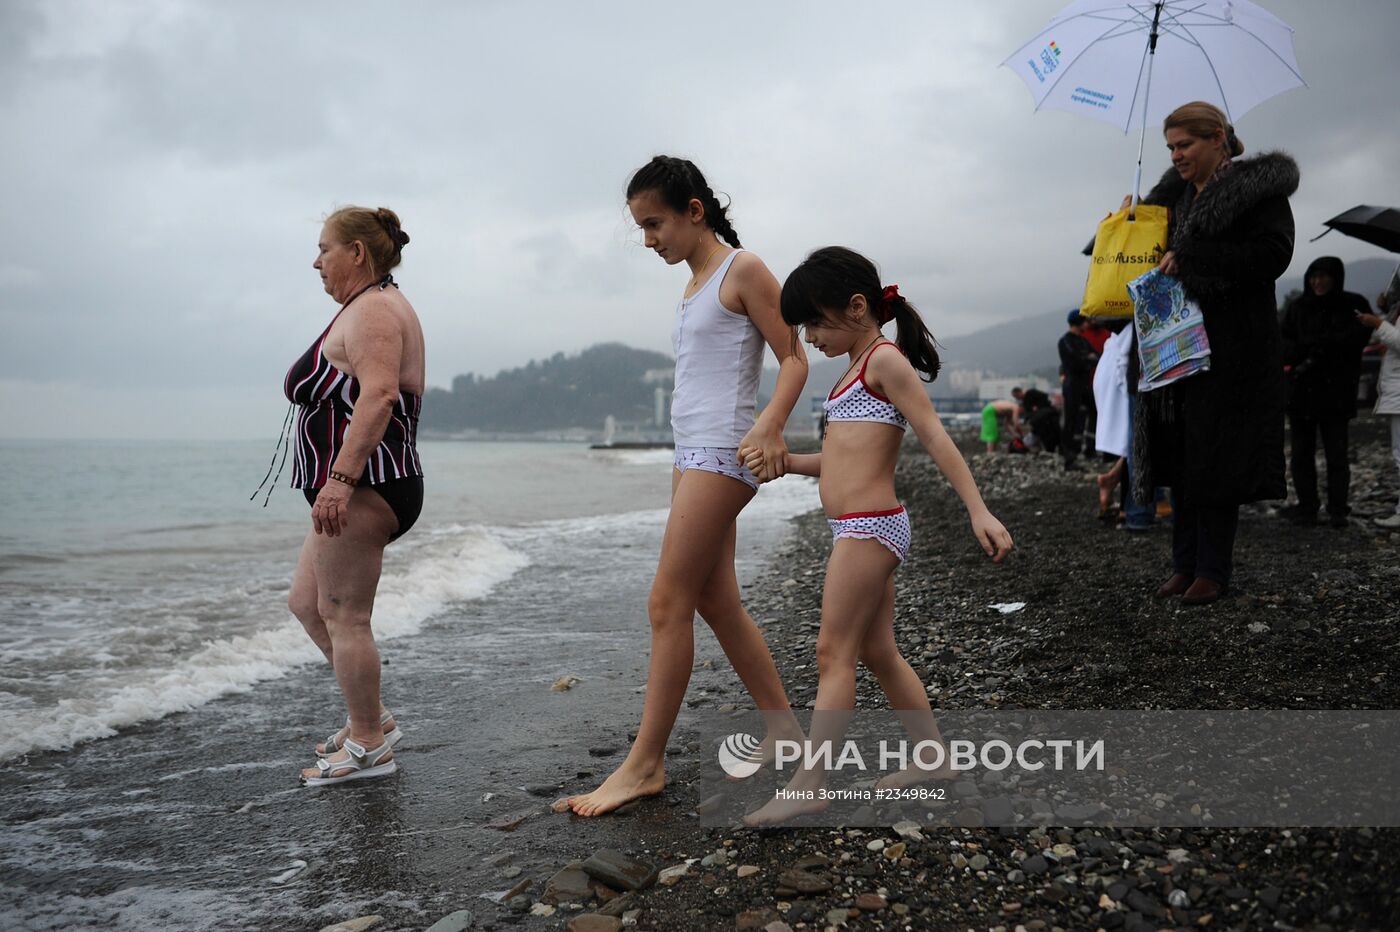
[877,285,941,383]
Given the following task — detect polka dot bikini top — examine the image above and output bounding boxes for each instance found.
[823,342,908,430]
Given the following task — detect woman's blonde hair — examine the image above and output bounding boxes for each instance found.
[324,206,410,278]
[1163,101,1245,157]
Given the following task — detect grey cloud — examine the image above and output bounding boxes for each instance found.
[0,1,45,102]
[1,0,1397,438]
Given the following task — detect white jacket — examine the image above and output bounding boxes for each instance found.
[1374,320,1400,415]
[1092,326,1133,457]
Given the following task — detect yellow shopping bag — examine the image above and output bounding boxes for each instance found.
[1080,205,1169,318]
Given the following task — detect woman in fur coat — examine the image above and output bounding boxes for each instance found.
[1134,101,1299,605]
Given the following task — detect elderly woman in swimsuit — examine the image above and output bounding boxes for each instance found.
[283,206,426,786]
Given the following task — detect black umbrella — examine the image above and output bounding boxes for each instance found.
[1311,205,1400,253]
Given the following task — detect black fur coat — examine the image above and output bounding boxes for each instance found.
[1134,151,1299,506]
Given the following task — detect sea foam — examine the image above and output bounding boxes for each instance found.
[1,525,527,762]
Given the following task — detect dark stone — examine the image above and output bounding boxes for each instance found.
[775,868,833,894]
[487,808,535,832]
[1124,889,1164,917]
[1259,885,1282,909]
[1057,803,1107,820]
[1081,836,1118,858]
[735,909,779,929]
[955,808,985,828]
[855,893,887,911]
[1021,855,1049,875]
[544,866,593,905]
[565,915,621,932]
[581,849,658,892]
[596,893,633,918]
[982,796,1015,824]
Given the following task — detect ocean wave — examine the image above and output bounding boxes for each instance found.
[0,553,67,565]
[743,475,821,522]
[592,447,676,467]
[0,526,528,763]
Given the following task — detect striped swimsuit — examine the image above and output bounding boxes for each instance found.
[284,277,423,538]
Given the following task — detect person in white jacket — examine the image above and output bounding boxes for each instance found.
[1359,269,1400,529]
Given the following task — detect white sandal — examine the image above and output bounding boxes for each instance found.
[318,709,403,757]
[301,738,397,787]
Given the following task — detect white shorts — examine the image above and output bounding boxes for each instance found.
[828,506,911,563]
[673,445,759,491]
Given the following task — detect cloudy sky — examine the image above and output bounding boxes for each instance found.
[2,0,1397,439]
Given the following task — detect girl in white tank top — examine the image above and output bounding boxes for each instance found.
[566,156,809,817]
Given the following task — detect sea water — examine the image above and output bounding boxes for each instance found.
[0,439,819,763]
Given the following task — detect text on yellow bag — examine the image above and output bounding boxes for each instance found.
[1081,205,1169,318]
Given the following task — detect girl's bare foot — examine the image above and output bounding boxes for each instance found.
[743,776,830,826]
[1095,471,1115,514]
[567,759,665,817]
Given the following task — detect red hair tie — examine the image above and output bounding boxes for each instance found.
[878,284,900,324]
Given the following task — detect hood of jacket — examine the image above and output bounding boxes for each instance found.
[1303,255,1346,292]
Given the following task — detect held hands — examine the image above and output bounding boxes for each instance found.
[312,480,353,536]
[1357,312,1382,330]
[970,509,1014,563]
[737,424,788,483]
[739,444,767,480]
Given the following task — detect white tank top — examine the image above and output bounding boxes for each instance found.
[670,250,765,448]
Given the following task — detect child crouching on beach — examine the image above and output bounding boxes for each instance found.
[741,246,1013,825]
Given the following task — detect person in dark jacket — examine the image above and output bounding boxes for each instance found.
[1278,256,1372,527]
[1058,310,1099,469]
[1132,100,1298,606]
[1013,386,1059,453]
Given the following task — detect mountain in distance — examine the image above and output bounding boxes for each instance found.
[421,342,672,435]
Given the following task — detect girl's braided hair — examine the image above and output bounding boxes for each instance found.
[626,156,740,248]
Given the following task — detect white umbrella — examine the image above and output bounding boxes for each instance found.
[1003,0,1306,208]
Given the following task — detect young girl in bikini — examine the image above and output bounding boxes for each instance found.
[742,246,1013,824]
[567,156,808,816]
